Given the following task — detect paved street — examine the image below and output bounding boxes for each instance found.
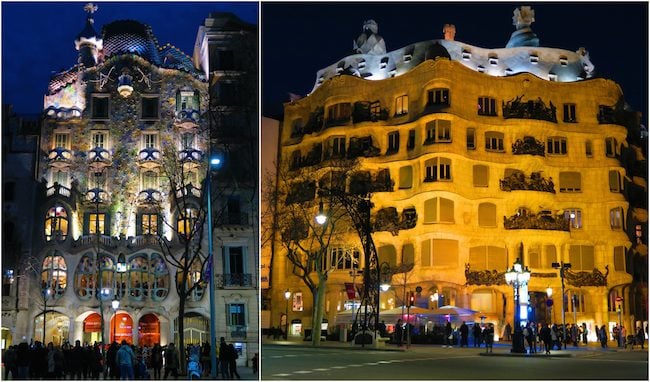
[261,341,648,380]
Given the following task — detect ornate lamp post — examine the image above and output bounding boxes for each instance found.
[505,258,530,353]
[552,261,571,349]
[206,156,221,378]
[111,297,120,343]
[284,289,291,339]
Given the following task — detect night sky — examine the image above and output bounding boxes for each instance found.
[262,2,648,126]
[1,1,258,116]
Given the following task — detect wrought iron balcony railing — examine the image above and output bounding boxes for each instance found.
[215,273,253,288]
[179,148,204,163]
[138,147,161,167]
[230,325,247,339]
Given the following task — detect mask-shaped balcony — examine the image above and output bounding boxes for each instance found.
[174,109,201,129]
[47,148,73,168]
[137,189,162,204]
[86,188,110,204]
[137,147,161,169]
[87,147,112,168]
[178,148,203,164]
[175,183,202,199]
[46,182,71,198]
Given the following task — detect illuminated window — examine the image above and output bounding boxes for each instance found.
[469,246,506,271]
[610,207,624,229]
[559,172,581,192]
[176,89,200,111]
[421,238,458,267]
[424,157,451,182]
[609,170,622,192]
[466,128,476,150]
[141,96,159,120]
[424,120,451,144]
[142,171,158,190]
[151,253,169,301]
[636,224,643,244]
[227,303,246,326]
[569,245,595,271]
[585,140,593,157]
[88,213,106,235]
[75,255,95,300]
[129,255,149,301]
[41,252,67,299]
[478,203,497,227]
[485,131,504,152]
[478,97,497,116]
[92,131,107,148]
[605,137,618,157]
[387,131,399,154]
[141,213,158,235]
[45,205,68,242]
[563,104,577,123]
[547,137,568,155]
[564,208,582,229]
[91,95,109,119]
[473,165,489,187]
[407,129,416,150]
[176,257,204,301]
[54,133,70,149]
[143,133,158,149]
[177,208,199,238]
[329,248,360,270]
[292,292,304,311]
[613,246,626,271]
[395,95,408,116]
[427,88,449,106]
[423,197,454,223]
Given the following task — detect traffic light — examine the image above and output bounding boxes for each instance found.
[409,291,415,307]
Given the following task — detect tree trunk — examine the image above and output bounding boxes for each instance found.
[177,288,186,374]
[311,276,328,346]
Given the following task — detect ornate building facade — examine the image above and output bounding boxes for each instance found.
[1,6,258,364]
[269,6,647,341]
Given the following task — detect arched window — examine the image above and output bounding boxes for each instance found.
[41,251,67,299]
[75,254,95,300]
[97,254,115,301]
[151,253,169,301]
[129,255,149,301]
[116,253,127,298]
[45,205,68,242]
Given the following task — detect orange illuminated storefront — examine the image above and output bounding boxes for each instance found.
[138,314,160,347]
[111,313,133,344]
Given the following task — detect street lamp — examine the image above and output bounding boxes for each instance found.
[315,199,327,225]
[284,289,291,339]
[111,297,120,343]
[206,155,221,378]
[505,258,530,353]
[552,261,571,349]
[546,287,553,324]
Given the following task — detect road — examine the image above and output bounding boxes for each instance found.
[261,343,648,380]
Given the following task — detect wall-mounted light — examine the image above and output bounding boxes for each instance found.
[117,68,134,98]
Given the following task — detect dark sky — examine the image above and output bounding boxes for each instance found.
[1,1,258,116]
[262,2,648,126]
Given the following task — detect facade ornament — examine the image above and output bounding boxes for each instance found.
[465,264,507,286]
[512,6,535,30]
[84,3,98,15]
[565,265,609,287]
[353,20,386,55]
[577,47,595,78]
[506,6,539,48]
[443,24,456,41]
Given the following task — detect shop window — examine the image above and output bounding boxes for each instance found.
[292,292,304,311]
[609,170,622,192]
[473,165,489,187]
[478,97,497,116]
[564,208,583,229]
[569,245,595,271]
[91,95,109,119]
[395,95,408,116]
[423,197,454,223]
[485,131,504,152]
[399,166,413,189]
[478,203,497,227]
[610,207,624,230]
[424,157,451,182]
[559,172,581,192]
[547,137,568,155]
[563,104,577,123]
[613,246,626,271]
[141,96,159,120]
[45,205,68,242]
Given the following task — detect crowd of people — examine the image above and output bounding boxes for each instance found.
[2,337,250,380]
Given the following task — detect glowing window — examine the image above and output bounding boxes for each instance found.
[485,131,504,152]
[88,213,106,235]
[547,137,568,155]
[177,208,199,238]
[141,213,158,235]
[395,95,408,116]
[45,205,68,242]
[564,208,583,229]
[478,97,497,116]
[41,252,67,299]
[610,207,624,229]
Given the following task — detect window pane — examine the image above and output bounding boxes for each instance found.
[473,165,488,187]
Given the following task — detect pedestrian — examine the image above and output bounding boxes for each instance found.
[3,345,17,380]
[228,343,241,379]
[116,340,135,380]
[540,323,552,355]
[200,342,211,377]
[523,323,533,354]
[163,343,179,379]
[459,321,469,347]
[571,323,578,347]
[395,319,403,347]
[537,322,543,352]
[581,323,588,345]
[613,324,620,347]
[599,325,608,348]
[151,343,163,379]
[252,352,258,374]
[16,341,30,380]
[218,337,231,379]
[444,321,453,348]
[473,323,482,348]
[187,353,202,380]
[484,323,494,353]
[107,341,120,379]
[636,326,645,349]
[505,322,512,342]
[551,325,559,350]
[619,325,627,348]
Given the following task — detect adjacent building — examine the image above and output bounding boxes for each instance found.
[1,5,258,363]
[269,6,647,341]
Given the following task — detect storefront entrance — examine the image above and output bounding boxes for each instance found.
[138,313,160,346]
[35,311,70,346]
[111,312,133,344]
[83,313,102,345]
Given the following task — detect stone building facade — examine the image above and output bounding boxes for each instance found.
[269,7,647,342]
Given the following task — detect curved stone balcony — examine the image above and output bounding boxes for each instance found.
[503,211,569,231]
[137,147,161,168]
[138,189,162,204]
[174,108,201,128]
[88,147,112,168]
[175,183,202,199]
[47,148,73,168]
[86,188,110,204]
[178,148,203,164]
